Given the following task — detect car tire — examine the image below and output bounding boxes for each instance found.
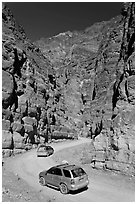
[39,176,46,186]
[59,183,69,194]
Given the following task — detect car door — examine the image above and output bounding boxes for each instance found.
[45,167,55,185]
[51,168,62,187]
[62,169,72,186]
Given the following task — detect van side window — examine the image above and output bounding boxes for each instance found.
[54,168,62,176]
[47,167,55,174]
[63,169,71,178]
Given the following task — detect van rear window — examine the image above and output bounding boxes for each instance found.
[71,168,86,178]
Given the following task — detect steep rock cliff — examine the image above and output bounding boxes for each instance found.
[2,3,55,157]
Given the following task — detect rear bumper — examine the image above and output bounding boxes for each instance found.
[69,180,89,191]
[37,153,48,157]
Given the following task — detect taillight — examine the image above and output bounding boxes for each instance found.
[71,179,75,185]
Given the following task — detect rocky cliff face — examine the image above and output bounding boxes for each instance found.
[89,3,135,175]
[2,3,55,157]
[2,3,135,175]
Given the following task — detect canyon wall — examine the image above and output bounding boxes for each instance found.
[2,3,135,175]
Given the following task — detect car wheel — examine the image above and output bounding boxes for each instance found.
[59,183,69,194]
[39,176,46,186]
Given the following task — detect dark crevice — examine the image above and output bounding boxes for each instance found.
[112,82,119,110]
[36,106,41,121]
[127,33,134,59]
[48,74,56,88]
[81,93,86,105]
[111,114,117,120]
[95,120,103,137]
[2,13,7,22]
[51,114,56,125]
[111,143,119,151]
[8,90,18,112]
[92,86,96,100]
[13,48,27,78]
[112,73,124,110]
[90,120,103,139]
[11,136,14,150]
[55,93,61,103]
[125,80,129,99]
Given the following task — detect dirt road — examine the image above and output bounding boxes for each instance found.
[6,138,135,202]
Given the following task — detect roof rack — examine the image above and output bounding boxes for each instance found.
[63,164,76,169]
[56,163,69,168]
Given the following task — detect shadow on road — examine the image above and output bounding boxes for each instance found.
[45,185,88,195]
[70,186,88,195]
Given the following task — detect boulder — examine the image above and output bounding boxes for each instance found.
[28,106,37,118]
[2,109,13,121]
[22,116,37,126]
[18,94,28,105]
[12,112,23,122]
[24,144,33,151]
[17,104,27,116]
[2,70,14,109]
[52,131,68,139]
[2,130,13,149]
[2,119,11,131]
[13,149,26,155]
[16,81,24,96]
[12,131,25,149]
[2,149,13,158]
[11,122,24,135]
[24,124,33,134]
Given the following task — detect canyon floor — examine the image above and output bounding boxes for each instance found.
[2,138,135,202]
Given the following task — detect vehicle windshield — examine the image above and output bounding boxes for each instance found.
[38,147,46,151]
[71,168,86,178]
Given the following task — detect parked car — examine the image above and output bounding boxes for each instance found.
[37,144,54,157]
[39,163,89,194]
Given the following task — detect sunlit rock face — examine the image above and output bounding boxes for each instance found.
[2,2,135,175]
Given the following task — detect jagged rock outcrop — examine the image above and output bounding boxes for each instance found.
[2,2,135,176]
